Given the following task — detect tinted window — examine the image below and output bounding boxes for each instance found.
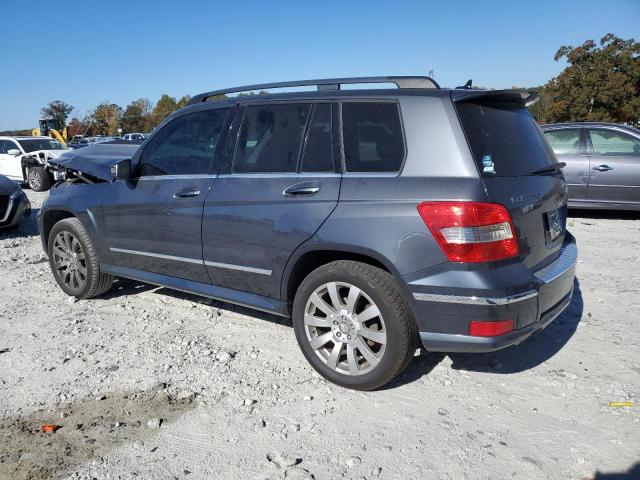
[589,129,640,156]
[300,104,333,172]
[139,109,228,176]
[544,129,582,155]
[17,138,67,152]
[456,100,556,177]
[342,102,405,172]
[234,104,311,173]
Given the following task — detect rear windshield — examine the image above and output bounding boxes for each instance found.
[456,100,556,177]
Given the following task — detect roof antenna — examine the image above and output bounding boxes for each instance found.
[456,79,473,89]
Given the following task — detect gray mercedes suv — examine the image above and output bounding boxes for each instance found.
[39,76,577,390]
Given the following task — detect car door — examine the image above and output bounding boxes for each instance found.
[202,102,341,299]
[0,139,24,180]
[586,127,640,206]
[100,107,230,283]
[542,127,589,203]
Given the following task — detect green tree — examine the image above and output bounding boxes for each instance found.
[92,102,123,135]
[40,100,74,127]
[148,94,179,129]
[177,95,191,109]
[534,34,640,125]
[121,98,153,133]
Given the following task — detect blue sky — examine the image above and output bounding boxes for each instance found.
[0,0,638,130]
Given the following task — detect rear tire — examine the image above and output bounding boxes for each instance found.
[48,218,113,299]
[28,166,51,191]
[292,260,418,390]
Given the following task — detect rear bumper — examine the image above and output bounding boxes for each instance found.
[406,233,577,353]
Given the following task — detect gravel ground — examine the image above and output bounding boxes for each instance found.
[1,190,638,480]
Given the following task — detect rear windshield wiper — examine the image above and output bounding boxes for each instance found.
[530,162,566,175]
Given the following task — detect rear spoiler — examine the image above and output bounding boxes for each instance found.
[451,89,540,107]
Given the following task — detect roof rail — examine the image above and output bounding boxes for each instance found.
[188,76,440,105]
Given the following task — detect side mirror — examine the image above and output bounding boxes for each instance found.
[7,149,21,156]
[111,159,132,180]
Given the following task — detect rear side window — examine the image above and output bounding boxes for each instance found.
[234,104,311,173]
[544,129,582,155]
[456,100,556,177]
[342,102,405,172]
[300,104,333,172]
[139,109,229,176]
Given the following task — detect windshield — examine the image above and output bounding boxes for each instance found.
[456,100,557,177]
[18,138,68,153]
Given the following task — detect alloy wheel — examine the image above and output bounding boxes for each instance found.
[304,282,387,376]
[28,170,41,190]
[52,231,87,290]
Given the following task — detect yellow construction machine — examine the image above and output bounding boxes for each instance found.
[31,119,68,145]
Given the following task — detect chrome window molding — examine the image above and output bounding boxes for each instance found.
[109,247,272,276]
[413,290,538,306]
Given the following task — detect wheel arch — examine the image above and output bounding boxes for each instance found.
[41,209,77,249]
[282,244,403,308]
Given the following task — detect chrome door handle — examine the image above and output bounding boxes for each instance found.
[174,189,201,198]
[283,186,320,197]
[593,165,613,172]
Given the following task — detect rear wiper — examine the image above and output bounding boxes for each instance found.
[530,162,566,175]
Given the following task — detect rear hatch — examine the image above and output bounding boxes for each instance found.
[452,89,568,271]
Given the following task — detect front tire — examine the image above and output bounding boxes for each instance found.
[28,166,51,191]
[292,261,417,390]
[48,218,113,299]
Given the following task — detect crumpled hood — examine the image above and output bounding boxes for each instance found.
[48,144,140,181]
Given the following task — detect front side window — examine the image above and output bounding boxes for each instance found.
[234,104,311,173]
[544,128,582,155]
[589,129,640,156]
[139,108,229,176]
[18,138,67,152]
[342,102,405,173]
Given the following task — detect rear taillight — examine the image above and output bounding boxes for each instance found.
[469,319,514,337]
[417,202,519,263]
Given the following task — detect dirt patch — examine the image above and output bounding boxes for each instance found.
[0,387,196,480]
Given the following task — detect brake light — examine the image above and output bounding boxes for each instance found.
[469,320,514,337]
[417,202,519,263]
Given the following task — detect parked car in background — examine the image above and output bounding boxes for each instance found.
[122,133,146,141]
[0,136,69,191]
[0,174,31,229]
[40,77,576,390]
[542,123,640,210]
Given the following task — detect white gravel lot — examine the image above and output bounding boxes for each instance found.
[1,190,639,480]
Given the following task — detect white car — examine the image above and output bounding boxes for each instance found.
[122,133,146,141]
[0,136,69,191]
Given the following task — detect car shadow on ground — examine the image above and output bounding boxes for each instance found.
[0,207,40,239]
[100,278,583,388]
[568,208,640,220]
[389,278,584,387]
